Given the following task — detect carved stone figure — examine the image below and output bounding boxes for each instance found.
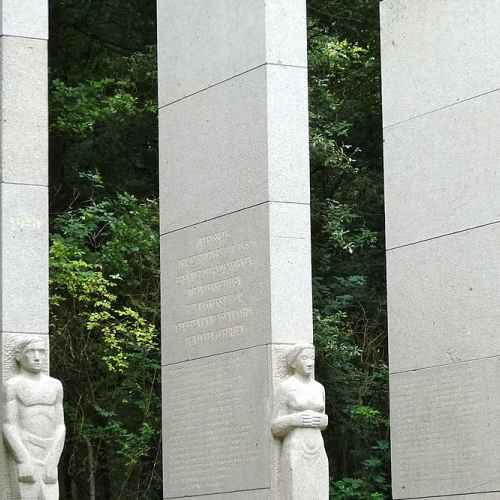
[271,344,329,500]
[2,338,65,500]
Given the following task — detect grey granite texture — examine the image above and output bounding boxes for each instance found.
[0,184,48,334]
[384,89,500,249]
[159,64,309,234]
[162,346,271,498]
[158,1,313,498]
[164,490,271,500]
[161,202,312,365]
[157,0,307,106]
[390,357,500,499]
[0,36,48,185]
[0,0,48,39]
[380,0,500,126]
[387,222,500,374]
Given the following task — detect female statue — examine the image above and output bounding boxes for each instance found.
[271,344,329,500]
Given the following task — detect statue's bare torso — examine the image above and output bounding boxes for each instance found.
[3,343,65,500]
[10,375,61,439]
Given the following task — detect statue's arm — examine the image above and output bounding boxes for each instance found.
[318,384,328,431]
[271,385,299,438]
[2,382,31,465]
[45,382,66,473]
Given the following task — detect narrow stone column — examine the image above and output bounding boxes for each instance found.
[0,0,50,496]
[381,1,500,498]
[157,2,318,498]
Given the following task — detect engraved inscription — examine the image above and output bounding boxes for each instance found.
[163,206,271,363]
[164,348,269,497]
[171,226,260,352]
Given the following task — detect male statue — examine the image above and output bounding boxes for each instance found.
[2,338,65,500]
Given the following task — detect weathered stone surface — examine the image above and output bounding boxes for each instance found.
[419,495,500,500]
[165,490,271,500]
[384,89,500,249]
[158,1,314,497]
[0,184,48,333]
[162,346,271,498]
[0,0,48,39]
[157,0,307,106]
[390,358,500,499]
[380,0,500,126]
[387,223,500,374]
[2,336,65,500]
[159,64,309,233]
[0,36,48,186]
[161,202,312,365]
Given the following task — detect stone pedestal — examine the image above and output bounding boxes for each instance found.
[157,1,313,498]
[0,1,49,498]
[381,1,500,498]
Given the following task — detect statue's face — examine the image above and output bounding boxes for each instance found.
[19,344,46,373]
[294,348,315,376]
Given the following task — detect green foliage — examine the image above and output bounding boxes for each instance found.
[50,195,161,498]
[307,1,389,497]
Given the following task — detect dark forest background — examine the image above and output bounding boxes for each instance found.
[48,1,387,498]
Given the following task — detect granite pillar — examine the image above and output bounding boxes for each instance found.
[157,1,312,498]
[381,1,500,498]
[0,1,49,498]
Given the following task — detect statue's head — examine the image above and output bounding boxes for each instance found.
[15,338,47,374]
[286,343,315,377]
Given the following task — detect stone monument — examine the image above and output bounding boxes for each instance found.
[271,344,329,500]
[381,1,500,498]
[0,2,62,499]
[3,338,65,500]
[157,1,327,498]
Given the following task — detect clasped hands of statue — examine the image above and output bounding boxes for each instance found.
[288,410,328,429]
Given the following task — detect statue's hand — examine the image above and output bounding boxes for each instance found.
[18,463,36,483]
[301,410,327,428]
[44,466,58,484]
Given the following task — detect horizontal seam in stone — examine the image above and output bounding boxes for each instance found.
[158,61,307,110]
[160,200,310,237]
[383,86,500,130]
[163,487,270,499]
[1,180,48,188]
[0,33,47,42]
[394,488,500,499]
[386,218,500,252]
[390,353,500,376]
[162,342,298,367]
[1,331,49,336]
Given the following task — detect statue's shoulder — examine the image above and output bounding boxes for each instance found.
[312,378,326,394]
[44,375,63,391]
[5,375,22,389]
[4,375,23,397]
[277,375,299,393]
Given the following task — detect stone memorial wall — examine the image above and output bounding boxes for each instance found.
[157,1,322,498]
[381,1,500,498]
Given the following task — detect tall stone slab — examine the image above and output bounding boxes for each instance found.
[0,1,49,498]
[157,1,314,498]
[381,1,500,498]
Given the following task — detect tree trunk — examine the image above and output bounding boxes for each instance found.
[85,437,96,500]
